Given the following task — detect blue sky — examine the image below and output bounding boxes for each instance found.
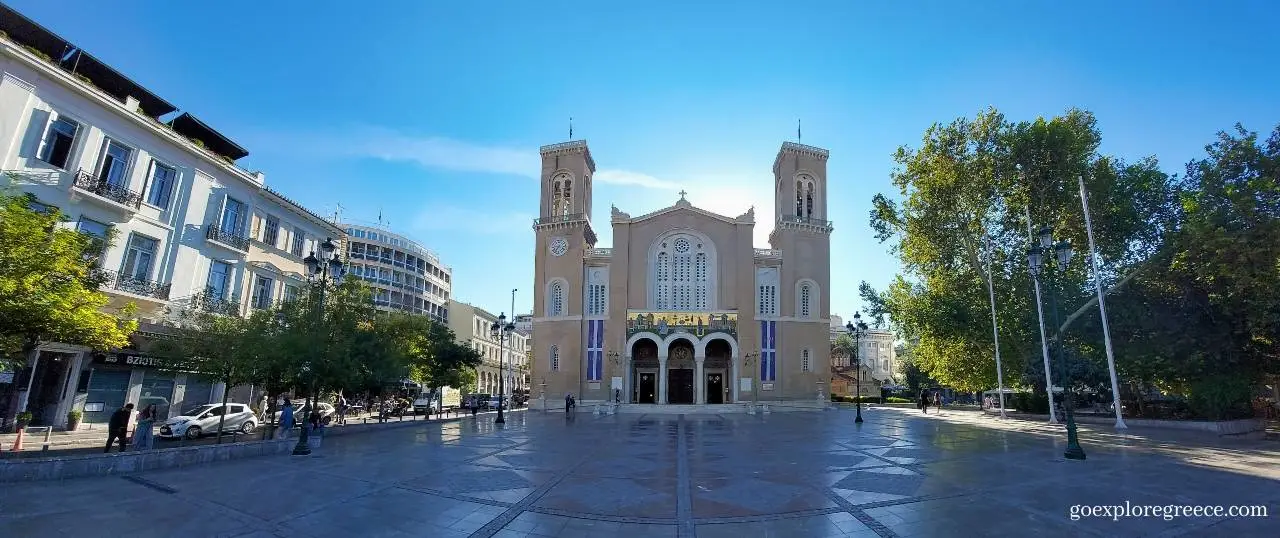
[16,1,1280,319]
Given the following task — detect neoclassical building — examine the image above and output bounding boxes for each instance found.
[531,139,833,407]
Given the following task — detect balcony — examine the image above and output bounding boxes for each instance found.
[779,214,834,234]
[95,269,170,301]
[585,248,612,259]
[205,224,251,252]
[191,287,241,316]
[753,248,782,259]
[71,169,142,210]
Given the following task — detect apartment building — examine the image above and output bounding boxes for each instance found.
[0,6,339,428]
[343,223,451,323]
[448,301,529,397]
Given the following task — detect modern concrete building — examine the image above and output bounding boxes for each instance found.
[531,139,833,408]
[448,301,528,397]
[343,223,451,323]
[0,6,340,428]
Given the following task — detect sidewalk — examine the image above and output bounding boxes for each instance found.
[0,407,521,458]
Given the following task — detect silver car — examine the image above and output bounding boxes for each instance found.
[159,403,257,439]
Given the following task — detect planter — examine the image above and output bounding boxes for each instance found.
[66,412,82,432]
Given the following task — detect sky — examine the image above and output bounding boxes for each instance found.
[13,0,1280,319]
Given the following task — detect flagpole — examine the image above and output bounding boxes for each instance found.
[1078,175,1127,429]
[983,235,1007,419]
[1025,204,1058,424]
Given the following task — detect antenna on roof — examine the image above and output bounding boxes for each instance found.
[333,202,344,224]
[797,119,802,143]
[569,117,574,140]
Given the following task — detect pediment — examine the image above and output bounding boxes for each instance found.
[624,199,745,226]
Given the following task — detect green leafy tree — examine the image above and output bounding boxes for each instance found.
[151,309,279,442]
[0,191,136,370]
[385,313,482,405]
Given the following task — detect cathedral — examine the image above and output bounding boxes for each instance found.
[531,139,832,407]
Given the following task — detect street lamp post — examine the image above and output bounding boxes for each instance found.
[490,313,516,424]
[1027,226,1086,461]
[845,312,869,424]
[293,237,345,456]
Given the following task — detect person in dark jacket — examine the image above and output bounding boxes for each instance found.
[105,403,134,453]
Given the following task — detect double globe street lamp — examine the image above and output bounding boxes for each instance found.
[293,237,345,456]
[845,312,869,424]
[1027,226,1086,461]
[489,313,516,424]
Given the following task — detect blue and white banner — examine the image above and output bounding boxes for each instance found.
[759,320,777,381]
[586,319,604,381]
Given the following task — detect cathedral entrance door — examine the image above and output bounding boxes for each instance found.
[637,373,657,404]
[706,373,724,404]
[668,369,694,404]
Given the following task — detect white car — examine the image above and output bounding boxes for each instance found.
[272,401,336,426]
[159,403,257,439]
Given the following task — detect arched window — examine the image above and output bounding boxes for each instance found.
[802,349,811,372]
[795,180,803,215]
[548,280,564,317]
[552,181,562,216]
[561,179,572,215]
[650,233,715,311]
[550,345,560,371]
[805,182,814,218]
[800,284,812,317]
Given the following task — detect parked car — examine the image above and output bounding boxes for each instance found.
[273,401,336,426]
[159,403,257,439]
[413,396,434,414]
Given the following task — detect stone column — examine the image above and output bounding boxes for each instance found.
[658,355,668,404]
[694,351,706,405]
[624,355,632,403]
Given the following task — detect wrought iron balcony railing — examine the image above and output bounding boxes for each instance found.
[95,269,171,300]
[73,170,142,209]
[192,287,241,315]
[205,224,251,251]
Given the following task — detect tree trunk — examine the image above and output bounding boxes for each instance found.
[216,375,230,444]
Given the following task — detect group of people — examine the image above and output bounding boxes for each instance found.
[918,389,943,414]
[104,402,158,453]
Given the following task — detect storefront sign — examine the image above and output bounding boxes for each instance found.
[93,352,168,368]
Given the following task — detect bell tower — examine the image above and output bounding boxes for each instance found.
[532,140,597,406]
[770,141,833,399]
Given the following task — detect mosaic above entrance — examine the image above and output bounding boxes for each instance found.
[626,310,738,338]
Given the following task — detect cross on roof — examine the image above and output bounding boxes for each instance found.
[678,189,688,199]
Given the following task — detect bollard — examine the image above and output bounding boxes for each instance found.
[10,428,24,452]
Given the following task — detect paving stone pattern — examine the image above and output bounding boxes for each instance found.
[0,407,1277,537]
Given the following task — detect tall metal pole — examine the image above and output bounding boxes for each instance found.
[854,327,864,423]
[1078,176,1127,429]
[293,271,326,456]
[1047,250,1086,460]
[983,237,1008,419]
[1025,205,1058,424]
[510,289,517,405]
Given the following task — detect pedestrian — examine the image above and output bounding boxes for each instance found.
[564,393,572,414]
[919,389,929,414]
[132,404,156,451]
[104,403,134,453]
[337,394,348,425]
[933,391,942,415]
[277,400,295,440]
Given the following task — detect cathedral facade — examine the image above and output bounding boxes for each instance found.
[531,140,832,406]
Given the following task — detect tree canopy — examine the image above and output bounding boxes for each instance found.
[0,191,136,368]
[866,108,1277,418]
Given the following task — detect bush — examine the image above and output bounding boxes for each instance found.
[67,410,82,421]
[885,396,912,403]
[1187,375,1253,420]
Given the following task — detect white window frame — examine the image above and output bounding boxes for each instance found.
[96,137,135,187]
[37,114,80,169]
[251,275,274,309]
[144,159,177,209]
[120,233,159,282]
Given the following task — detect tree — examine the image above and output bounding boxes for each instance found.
[869,108,1181,393]
[0,191,136,370]
[386,314,482,406]
[151,309,278,442]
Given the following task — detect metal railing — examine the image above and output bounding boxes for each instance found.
[73,170,142,209]
[192,287,240,315]
[585,248,612,258]
[95,269,171,300]
[754,248,782,257]
[205,224,251,251]
[780,215,833,227]
[534,213,588,225]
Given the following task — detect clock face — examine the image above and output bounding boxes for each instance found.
[549,236,568,257]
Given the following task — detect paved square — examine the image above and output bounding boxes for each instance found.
[1,407,1276,537]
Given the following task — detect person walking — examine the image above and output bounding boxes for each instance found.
[564,393,573,414]
[918,389,930,415]
[132,404,157,451]
[933,391,942,415]
[277,400,295,440]
[104,403,134,453]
